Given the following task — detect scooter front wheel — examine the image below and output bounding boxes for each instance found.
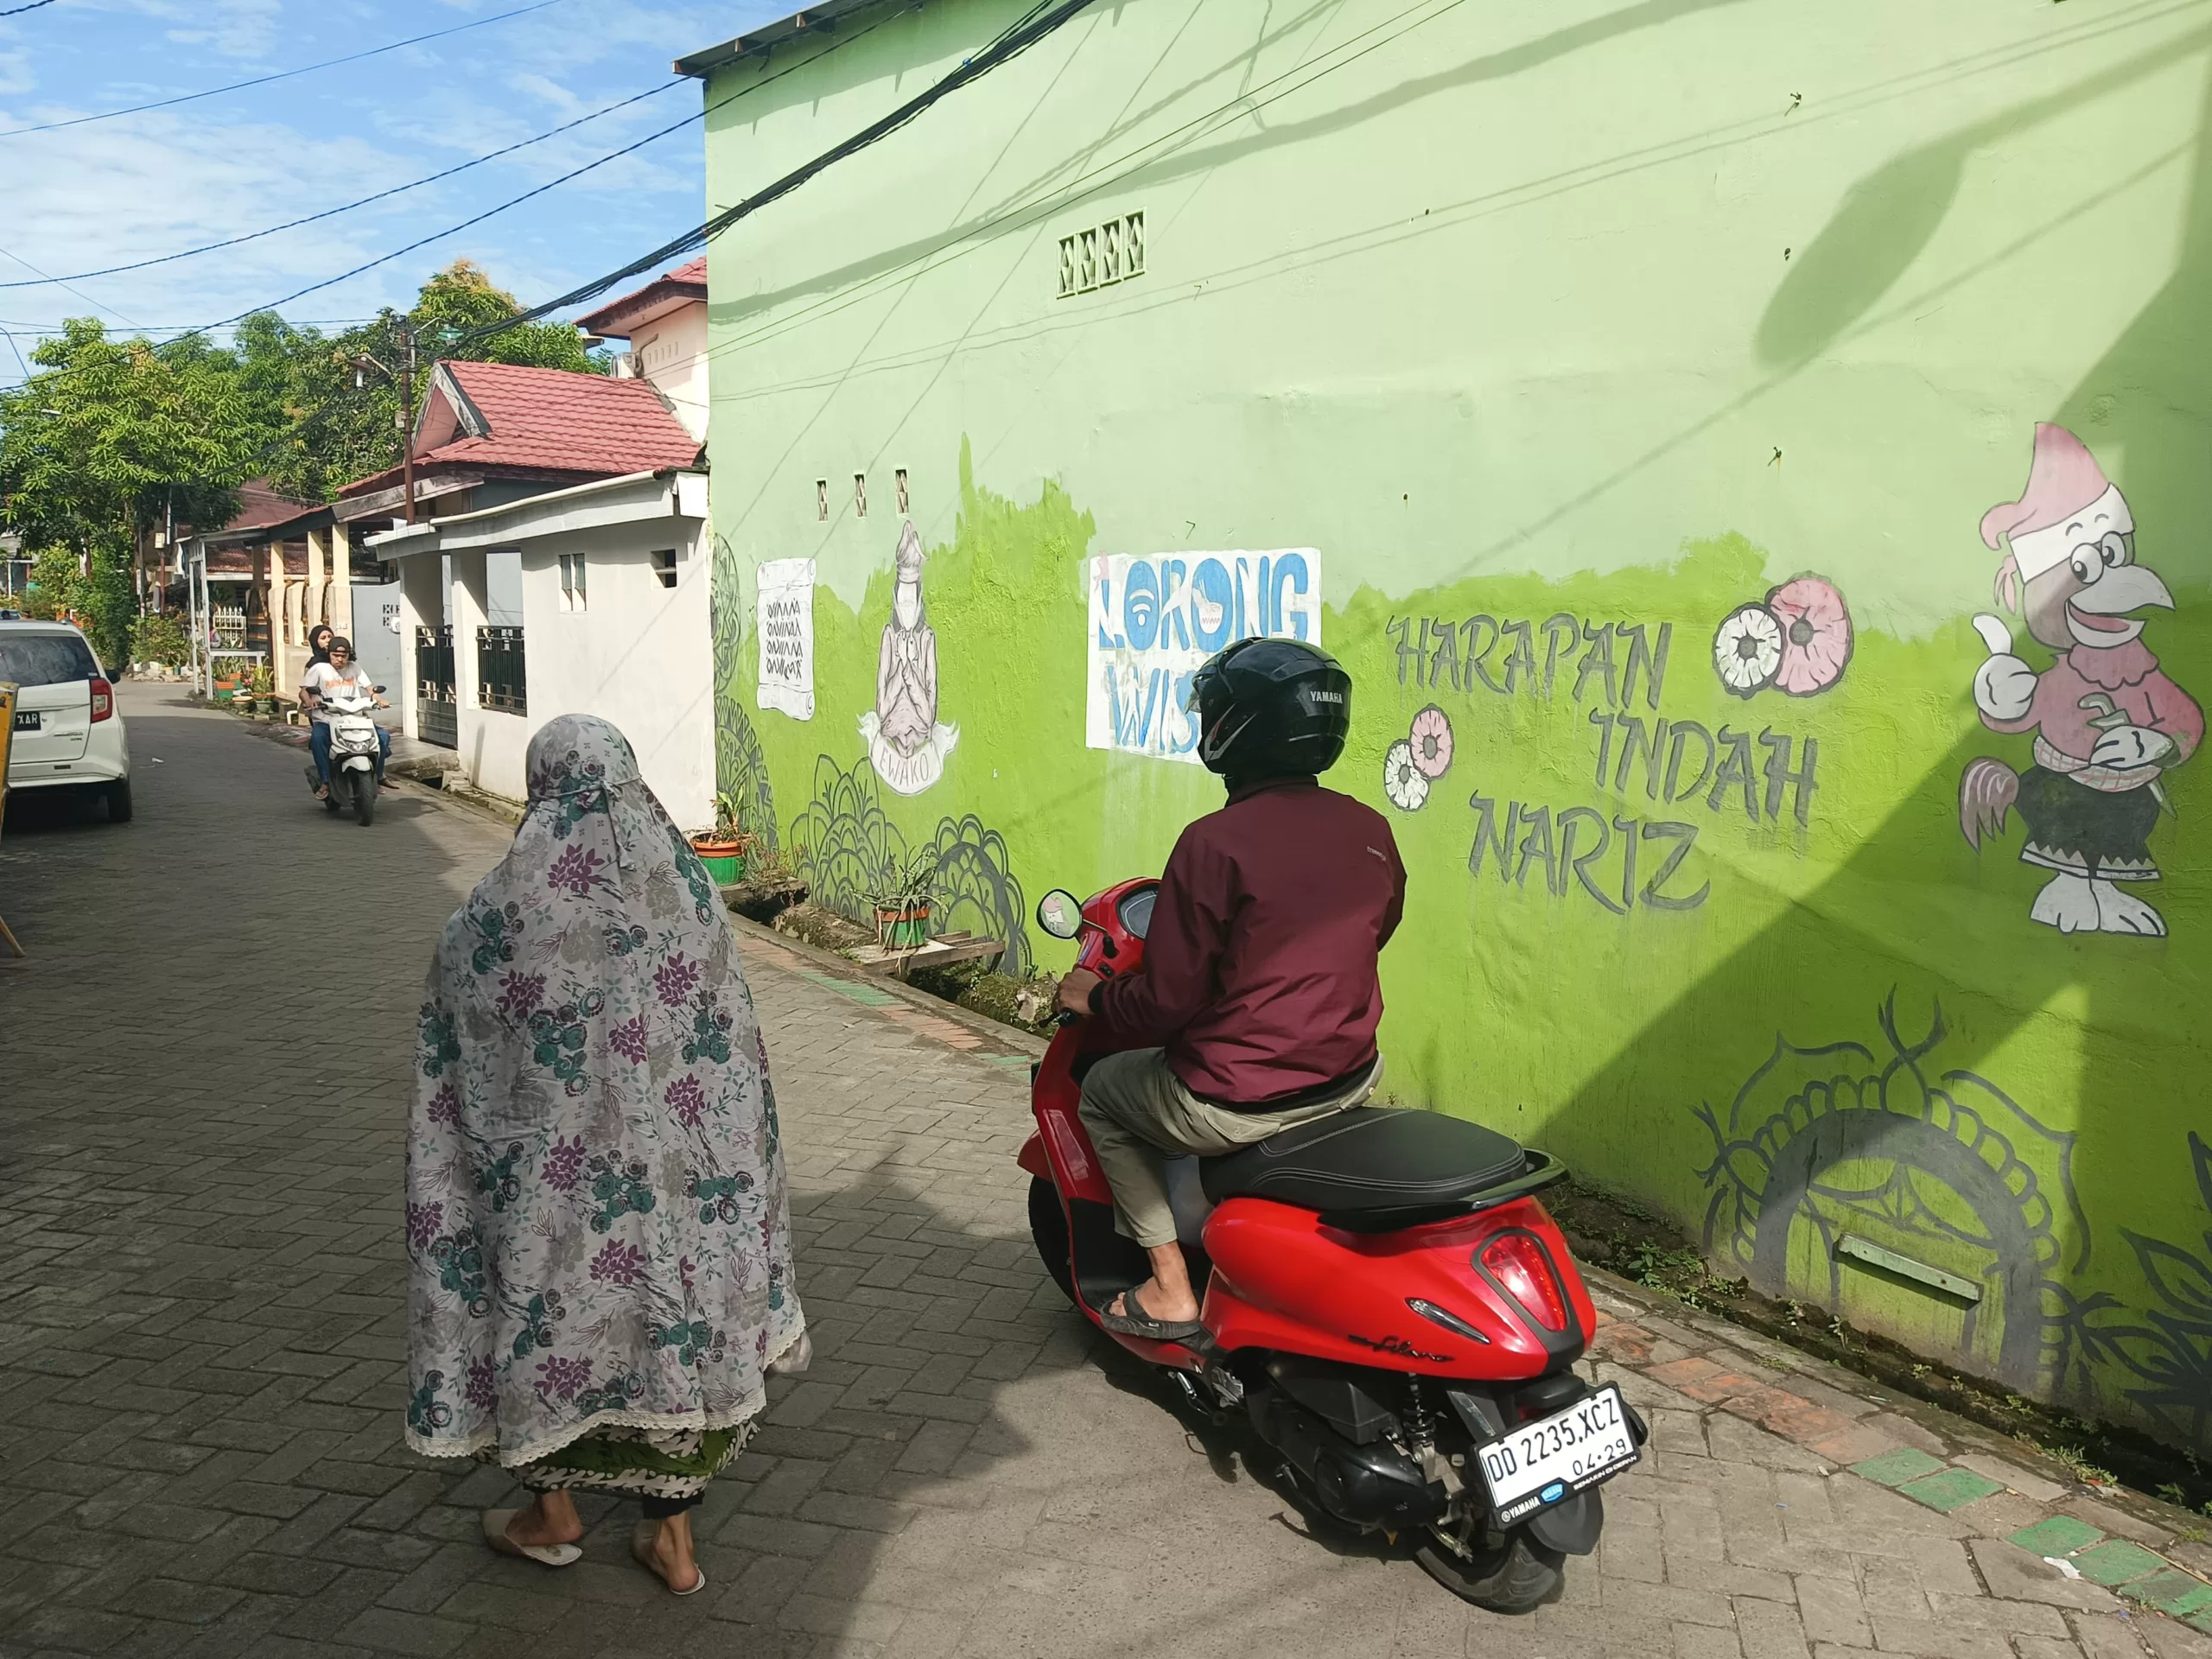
[353,767,376,826]
[1416,1528,1564,1614]
[1026,1177,1076,1306]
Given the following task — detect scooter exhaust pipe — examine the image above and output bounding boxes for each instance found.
[1248,1387,1446,1530]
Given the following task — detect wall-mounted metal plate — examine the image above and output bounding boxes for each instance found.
[1834,1235,1982,1304]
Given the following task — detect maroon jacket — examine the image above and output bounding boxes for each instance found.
[1093,779,1406,1107]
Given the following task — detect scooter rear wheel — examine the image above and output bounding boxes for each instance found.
[1027,1177,1076,1306]
[1415,1529,1563,1614]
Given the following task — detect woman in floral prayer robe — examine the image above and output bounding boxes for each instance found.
[404,715,806,1595]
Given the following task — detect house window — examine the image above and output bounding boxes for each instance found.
[817,479,829,522]
[854,473,868,518]
[652,548,678,590]
[559,551,587,613]
[895,468,910,515]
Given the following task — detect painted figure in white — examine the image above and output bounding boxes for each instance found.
[861,520,957,794]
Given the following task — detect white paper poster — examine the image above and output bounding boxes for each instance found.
[1085,549,1322,763]
[756,557,815,721]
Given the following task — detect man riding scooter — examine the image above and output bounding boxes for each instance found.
[299,635,392,798]
[1055,638,1405,1340]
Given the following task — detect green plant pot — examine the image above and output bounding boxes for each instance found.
[876,908,931,950]
[690,841,745,886]
[213,686,236,702]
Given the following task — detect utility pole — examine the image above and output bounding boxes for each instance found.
[358,320,423,524]
[399,323,418,525]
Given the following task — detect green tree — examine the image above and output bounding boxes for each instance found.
[0,319,251,663]
[252,259,604,501]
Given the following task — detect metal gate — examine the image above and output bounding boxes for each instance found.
[416,625,457,749]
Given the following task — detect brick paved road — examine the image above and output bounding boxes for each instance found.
[3,685,2208,1658]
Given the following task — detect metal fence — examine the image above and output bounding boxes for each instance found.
[477,626,526,715]
[416,625,457,749]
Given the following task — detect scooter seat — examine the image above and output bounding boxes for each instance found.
[1199,1107,1528,1214]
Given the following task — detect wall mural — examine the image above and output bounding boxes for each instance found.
[862,521,958,795]
[787,753,1033,976]
[757,556,816,721]
[2062,1133,2212,1455]
[1960,424,2202,938]
[1694,993,2087,1395]
[710,537,779,852]
[1710,575,1853,698]
[1382,704,1454,813]
[1382,607,1832,913]
[1086,549,1323,761]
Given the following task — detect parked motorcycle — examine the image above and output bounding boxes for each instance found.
[1019,877,1643,1612]
[303,682,386,827]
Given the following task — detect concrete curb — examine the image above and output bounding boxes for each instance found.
[724,909,1050,1061]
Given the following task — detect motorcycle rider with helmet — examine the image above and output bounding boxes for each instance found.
[1054,637,1406,1340]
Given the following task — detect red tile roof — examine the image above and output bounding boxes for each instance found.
[339,360,701,497]
[224,480,320,532]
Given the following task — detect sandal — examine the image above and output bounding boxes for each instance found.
[632,1520,707,1595]
[1095,1284,1206,1343]
[481,1508,581,1567]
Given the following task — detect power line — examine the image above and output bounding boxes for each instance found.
[0,237,138,329]
[0,0,569,139]
[462,0,1098,342]
[0,0,60,16]
[0,79,686,289]
[208,4,923,329]
[0,6,907,387]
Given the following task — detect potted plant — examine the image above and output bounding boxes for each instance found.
[869,850,938,951]
[687,791,750,886]
[248,664,276,719]
[212,669,238,703]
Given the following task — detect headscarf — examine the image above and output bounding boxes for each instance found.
[307,624,334,667]
[404,715,804,1466]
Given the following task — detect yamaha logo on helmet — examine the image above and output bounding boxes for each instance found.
[1305,690,1344,704]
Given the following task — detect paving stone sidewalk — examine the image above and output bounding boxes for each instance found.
[2,685,2209,1658]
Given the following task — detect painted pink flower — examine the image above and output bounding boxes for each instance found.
[589,1240,647,1287]
[405,1200,443,1253]
[653,954,702,1008]
[464,1354,498,1410]
[1408,705,1454,780]
[535,1355,591,1401]
[609,1015,648,1064]
[547,844,607,897]
[666,1074,707,1129]
[542,1135,586,1193]
[495,970,545,1020]
[425,1081,461,1127]
[1766,575,1853,696]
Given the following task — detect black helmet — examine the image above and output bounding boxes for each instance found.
[1185,637,1351,783]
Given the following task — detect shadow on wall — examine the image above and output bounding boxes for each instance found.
[1540,50,2212,1452]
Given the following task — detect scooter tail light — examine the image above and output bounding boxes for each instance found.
[89,677,113,722]
[1480,1232,1568,1332]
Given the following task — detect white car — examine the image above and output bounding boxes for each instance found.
[0,619,131,822]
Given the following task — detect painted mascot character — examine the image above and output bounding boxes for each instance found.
[1961,423,2201,937]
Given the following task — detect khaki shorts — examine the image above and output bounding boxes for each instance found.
[1076,1047,1380,1248]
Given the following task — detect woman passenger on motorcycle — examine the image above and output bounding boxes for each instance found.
[299,636,391,798]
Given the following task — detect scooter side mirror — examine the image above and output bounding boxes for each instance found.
[374,685,387,694]
[1036,888,1083,940]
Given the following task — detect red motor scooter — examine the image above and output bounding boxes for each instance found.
[1016,877,1644,1612]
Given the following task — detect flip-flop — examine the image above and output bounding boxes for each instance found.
[1095,1284,1207,1343]
[481,1508,581,1567]
[632,1519,707,1596]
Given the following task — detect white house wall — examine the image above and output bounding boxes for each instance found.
[632,305,709,443]
[515,522,714,829]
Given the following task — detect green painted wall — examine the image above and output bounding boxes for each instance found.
[697,0,2212,1450]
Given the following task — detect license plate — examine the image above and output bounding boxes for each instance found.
[10,709,37,731]
[1476,1383,1639,1523]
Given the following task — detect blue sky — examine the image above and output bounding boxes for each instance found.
[0,0,787,381]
